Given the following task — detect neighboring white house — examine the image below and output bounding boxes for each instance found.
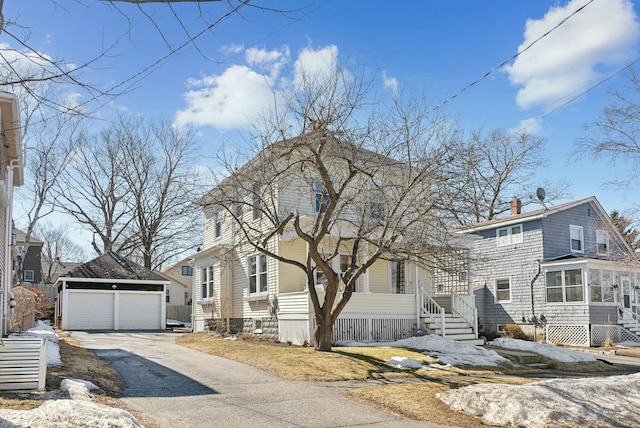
[0,92,23,336]
[161,256,194,306]
[191,133,479,345]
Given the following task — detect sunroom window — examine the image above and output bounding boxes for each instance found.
[546,268,584,303]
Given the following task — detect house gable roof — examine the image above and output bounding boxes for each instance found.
[14,229,43,246]
[454,196,634,254]
[61,251,167,281]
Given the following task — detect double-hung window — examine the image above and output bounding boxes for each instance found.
[252,183,262,220]
[248,254,268,295]
[369,185,386,222]
[596,230,609,255]
[200,266,215,300]
[570,225,584,252]
[23,270,35,282]
[390,260,406,294]
[546,269,584,303]
[314,182,330,214]
[166,288,171,303]
[340,254,360,292]
[495,278,511,302]
[214,211,222,239]
[496,225,523,246]
[589,269,615,303]
[182,265,193,276]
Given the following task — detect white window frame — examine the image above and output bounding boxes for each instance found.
[248,254,268,296]
[496,224,523,246]
[23,269,35,282]
[369,183,386,222]
[495,278,511,303]
[253,318,263,334]
[570,225,584,253]
[214,210,222,239]
[545,268,585,304]
[252,183,262,220]
[200,266,215,302]
[596,230,609,255]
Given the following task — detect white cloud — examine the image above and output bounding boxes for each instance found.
[176,44,344,131]
[513,117,543,135]
[219,43,244,56]
[293,45,339,90]
[383,71,399,96]
[175,64,277,130]
[506,0,640,109]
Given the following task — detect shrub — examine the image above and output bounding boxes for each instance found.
[501,323,527,340]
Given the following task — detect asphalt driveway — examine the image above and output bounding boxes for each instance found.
[70,331,440,428]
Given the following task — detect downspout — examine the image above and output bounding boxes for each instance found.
[225,254,231,334]
[2,159,19,336]
[530,260,542,339]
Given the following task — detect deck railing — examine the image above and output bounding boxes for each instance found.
[451,291,477,337]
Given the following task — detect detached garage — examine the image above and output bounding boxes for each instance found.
[55,251,169,331]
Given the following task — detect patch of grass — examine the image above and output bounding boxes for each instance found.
[346,377,535,427]
[178,333,417,381]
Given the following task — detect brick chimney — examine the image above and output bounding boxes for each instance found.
[511,198,522,215]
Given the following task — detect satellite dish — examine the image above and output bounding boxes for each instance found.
[536,187,546,202]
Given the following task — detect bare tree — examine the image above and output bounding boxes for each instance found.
[34,222,86,283]
[579,66,640,187]
[55,124,135,255]
[55,116,201,269]
[118,117,201,269]
[448,129,568,225]
[201,67,467,351]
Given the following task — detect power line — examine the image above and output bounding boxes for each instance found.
[430,0,596,114]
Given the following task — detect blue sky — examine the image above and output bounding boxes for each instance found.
[5,0,640,221]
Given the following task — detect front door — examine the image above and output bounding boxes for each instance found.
[621,275,631,309]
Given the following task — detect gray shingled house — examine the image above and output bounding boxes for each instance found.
[455,196,640,347]
[54,251,170,330]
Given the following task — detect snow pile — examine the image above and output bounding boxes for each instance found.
[385,356,451,370]
[0,400,142,428]
[10,320,62,366]
[489,338,597,363]
[339,335,512,367]
[438,372,640,428]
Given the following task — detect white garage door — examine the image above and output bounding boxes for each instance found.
[118,292,162,330]
[67,292,115,330]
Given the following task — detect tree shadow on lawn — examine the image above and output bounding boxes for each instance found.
[333,349,436,381]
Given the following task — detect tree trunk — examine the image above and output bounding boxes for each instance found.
[314,315,334,352]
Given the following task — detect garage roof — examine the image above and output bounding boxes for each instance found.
[62,251,166,281]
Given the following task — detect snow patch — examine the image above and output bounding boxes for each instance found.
[489,338,597,363]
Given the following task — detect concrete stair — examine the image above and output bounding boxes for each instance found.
[491,348,549,369]
[423,313,484,346]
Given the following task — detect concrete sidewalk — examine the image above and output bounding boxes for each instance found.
[70,331,445,428]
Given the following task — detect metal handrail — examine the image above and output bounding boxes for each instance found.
[419,283,446,337]
[451,291,477,337]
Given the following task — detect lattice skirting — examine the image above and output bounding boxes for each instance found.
[591,325,640,346]
[311,317,417,343]
[546,325,590,347]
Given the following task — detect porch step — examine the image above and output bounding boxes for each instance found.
[431,328,475,336]
[492,348,548,368]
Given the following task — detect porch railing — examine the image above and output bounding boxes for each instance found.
[618,305,640,324]
[419,283,446,337]
[451,291,477,337]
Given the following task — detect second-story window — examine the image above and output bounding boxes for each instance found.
[570,225,583,252]
[369,188,386,221]
[314,182,330,214]
[252,183,262,220]
[596,230,609,255]
[182,265,193,276]
[214,210,222,239]
[496,224,523,246]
